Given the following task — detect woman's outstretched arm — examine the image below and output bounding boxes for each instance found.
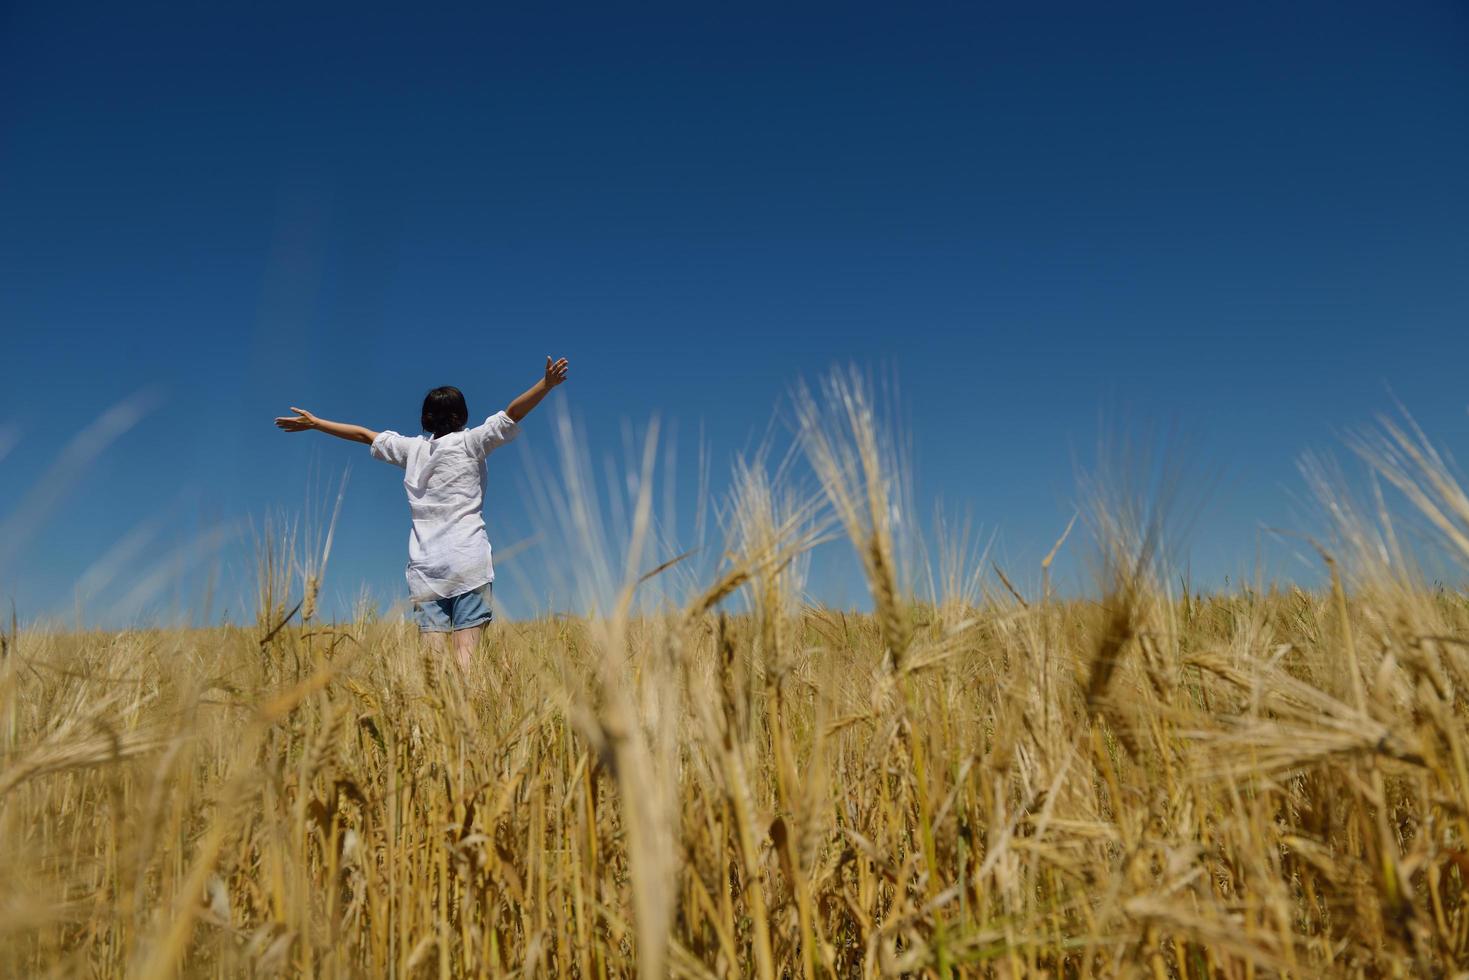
[274,407,379,444]
[505,356,570,422]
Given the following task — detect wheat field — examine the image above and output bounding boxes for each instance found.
[3,377,1468,977]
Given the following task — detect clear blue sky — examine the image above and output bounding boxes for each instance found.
[3,1,1468,624]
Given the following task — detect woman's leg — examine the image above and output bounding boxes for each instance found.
[452,624,485,672]
[416,599,451,657]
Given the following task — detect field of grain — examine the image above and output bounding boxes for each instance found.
[2,377,1467,977]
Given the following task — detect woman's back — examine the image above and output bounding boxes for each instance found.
[370,411,521,599]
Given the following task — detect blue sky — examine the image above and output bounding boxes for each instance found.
[2,1,1468,624]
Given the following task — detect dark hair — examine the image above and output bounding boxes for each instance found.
[421,386,469,437]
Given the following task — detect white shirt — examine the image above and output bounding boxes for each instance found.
[369,411,521,601]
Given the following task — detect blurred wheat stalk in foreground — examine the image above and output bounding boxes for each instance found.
[2,376,1469,978]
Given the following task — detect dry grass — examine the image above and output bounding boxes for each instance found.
[3,378,1469,977]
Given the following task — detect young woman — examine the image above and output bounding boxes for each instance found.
[274,356,570,668]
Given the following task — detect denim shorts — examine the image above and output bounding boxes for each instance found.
[413,584,493,633]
